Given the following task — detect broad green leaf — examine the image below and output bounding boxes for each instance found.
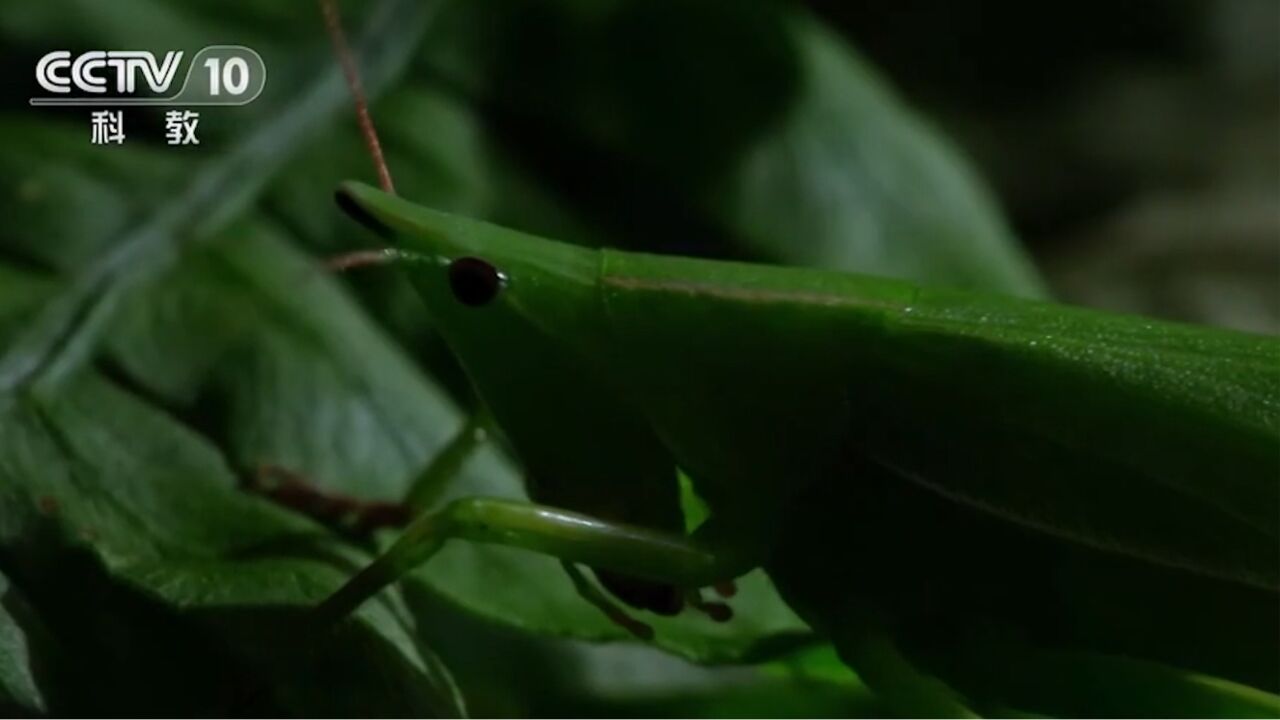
[720,14,1045,296]
[1,545,278,716]
[117,557,464,717]
[0,359,464,716]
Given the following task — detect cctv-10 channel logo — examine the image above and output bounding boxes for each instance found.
[31,46,266,146]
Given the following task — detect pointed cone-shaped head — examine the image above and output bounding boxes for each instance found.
[334,183,682,545]
[333,180,609,403]
[335,180,601,330]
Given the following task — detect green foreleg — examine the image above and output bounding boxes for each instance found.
[403,408,492,513]
[316,497,750,623]
[560,561,656,639]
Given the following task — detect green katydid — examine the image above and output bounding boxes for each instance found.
[312,181,1279,717]
[298,3,1279,715]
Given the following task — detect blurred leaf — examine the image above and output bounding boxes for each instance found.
[417,0,1046,296]
[0,0,432,395]
[0,570,51,714]
[1048,189,1280,335]
[720,15,1045,295]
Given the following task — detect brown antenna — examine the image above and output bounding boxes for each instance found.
[319,0,396,194]
[324,248,399,272]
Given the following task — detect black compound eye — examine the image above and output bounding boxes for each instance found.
[448,257,505,307]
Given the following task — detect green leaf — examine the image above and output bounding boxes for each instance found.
[0,361,464,716]
[719,14,1045,296]
[118,557,465,717]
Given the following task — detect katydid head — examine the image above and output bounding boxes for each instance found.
[335,183,690,602]
[322,2,712,630]
[334,181,600,330]
[333,181,608,424]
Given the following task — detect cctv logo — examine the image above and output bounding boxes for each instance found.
[36,51,184,95]
[30,46,265,107]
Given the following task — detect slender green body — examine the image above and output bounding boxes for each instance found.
[331,181,1280,714]
[600,250,1279,586]
[597,240,1280,707]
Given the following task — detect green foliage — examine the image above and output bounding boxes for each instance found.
[0,0,1267,716]
[0,570,50,714]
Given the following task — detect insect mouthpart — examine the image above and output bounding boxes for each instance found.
[449,257,506,307]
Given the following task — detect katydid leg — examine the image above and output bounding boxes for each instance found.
[561,561,655,640]
[403,408,492,513]
[683,589,733,622]
[250,464,411,534]
[249,410,489,534]
[561,563,731,635]
[316,497,753,623]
